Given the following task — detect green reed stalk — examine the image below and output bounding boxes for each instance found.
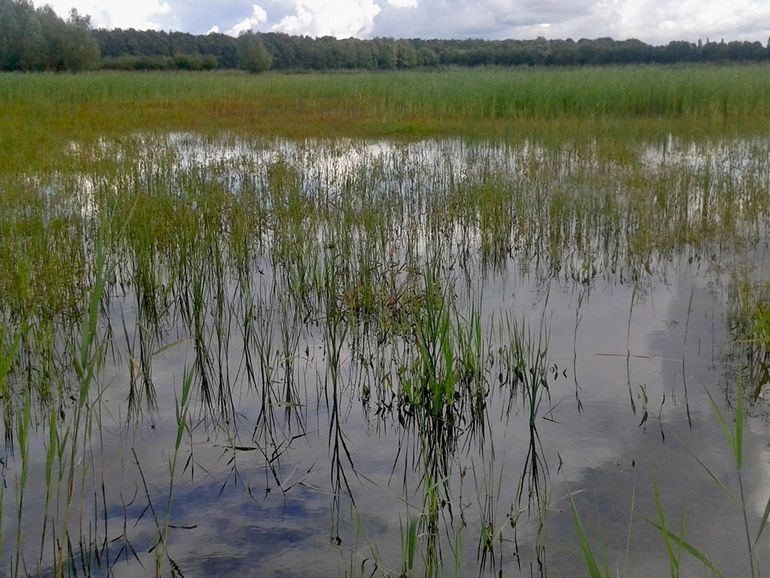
[38,407,59,573]
[702,378,767,577]
[12,387,31,578]
[400,514,419,578]
[569,491,607,578]
[155,366,194,576]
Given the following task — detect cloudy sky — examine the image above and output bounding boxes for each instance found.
[43,0,770,45]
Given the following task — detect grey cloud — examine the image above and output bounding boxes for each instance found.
[371,0,770,43]
[371,0,599,39]
[94,0,770,43]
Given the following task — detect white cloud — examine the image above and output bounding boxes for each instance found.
[44,0,171,30]
[605,0,770,43]
[373,0,770,42]
[273,0,382,38]
[208,25,221,34]
[39,0,770,43]
[227,3,269,35]
[387,0,418,8]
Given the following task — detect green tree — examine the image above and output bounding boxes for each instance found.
[20,13,47,70]
[396,40,417,68]
[60,8,100,71]
[0,0,22,70]
[237,32,272,73]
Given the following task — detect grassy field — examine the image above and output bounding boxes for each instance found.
[2,65,770,170]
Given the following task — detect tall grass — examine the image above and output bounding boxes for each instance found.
[1,67,770,125]
[2,66,770,172]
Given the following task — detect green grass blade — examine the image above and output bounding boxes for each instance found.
[704,387,737,463]
[623,485,635,576]
[754,494,770,547]
[569,492,604,578]
[647,520,724,578]
[652,474,679,576]
[406,515,418,575]
[680,443,738,505]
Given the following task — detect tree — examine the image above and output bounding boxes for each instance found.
[237,32,272,73]
[396,40,417,68]
[60,8,100,71]
[0,0,22,70]
[20,13,47,70]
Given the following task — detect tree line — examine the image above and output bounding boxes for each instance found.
[2,0,770,73]
[94,31,770,73]
[0,0,99,71]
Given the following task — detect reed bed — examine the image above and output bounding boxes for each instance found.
[2,65,770,171]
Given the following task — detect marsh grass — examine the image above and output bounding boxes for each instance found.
[1,67,770,575]
[4,66,770,174]
[729,277,770,400]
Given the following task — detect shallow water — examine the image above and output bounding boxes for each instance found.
[2,135,769,576]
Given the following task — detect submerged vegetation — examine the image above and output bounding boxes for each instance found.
[0,68,769,575]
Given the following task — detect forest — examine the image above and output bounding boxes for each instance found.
[0,0,98,71]
[2,0,770,73]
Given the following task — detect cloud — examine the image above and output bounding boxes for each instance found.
[44,0,171,30]
[227,3,269,35]
[41,0,770,43]
[369,0,770,42]
[371,0,590,39]
[598,0,770,43]
[273,0,381,38]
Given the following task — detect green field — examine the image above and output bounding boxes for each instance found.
[3,66,770,151]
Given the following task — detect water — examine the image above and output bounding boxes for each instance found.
[2,135,769,576]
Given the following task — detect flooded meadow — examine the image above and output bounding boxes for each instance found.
[2,128,770,577]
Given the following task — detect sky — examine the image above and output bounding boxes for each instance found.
[43,0,770,45]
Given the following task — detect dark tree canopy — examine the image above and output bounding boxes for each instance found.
[237,32,272,73]
[88,30,770,73]
[0,0,100,71]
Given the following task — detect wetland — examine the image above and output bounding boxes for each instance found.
[1,68,770,577]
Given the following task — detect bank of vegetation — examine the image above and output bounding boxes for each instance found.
[96,30,770,73]
[2,66,770,157]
